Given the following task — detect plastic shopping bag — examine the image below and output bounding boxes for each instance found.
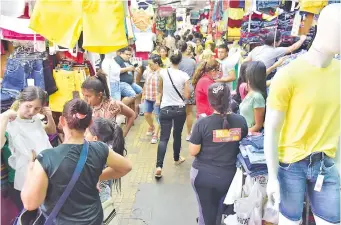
[248,182,264,225]
[234,197,253,225]
[263,199,279,224]
[224,214,238,225]
[224,168,243,205]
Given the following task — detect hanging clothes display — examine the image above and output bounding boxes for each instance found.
[300,0,328,14]
[29,0,128,54]
[49,64,87,112]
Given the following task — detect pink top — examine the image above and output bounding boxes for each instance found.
[239,82,248,100]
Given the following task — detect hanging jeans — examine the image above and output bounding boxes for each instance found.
[2,58,45,91]
[156,106,186,168]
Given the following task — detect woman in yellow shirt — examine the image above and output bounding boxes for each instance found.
[159,46,170,68]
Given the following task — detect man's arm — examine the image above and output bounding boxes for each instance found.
[285,35,307,54]
[215,70,236,83]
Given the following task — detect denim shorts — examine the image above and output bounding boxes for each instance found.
[278,152,340,224]
[144,100,160,124]
[120,82,142,98]
[110,81,121,100]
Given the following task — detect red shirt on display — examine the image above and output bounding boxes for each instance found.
[195,74,215,117]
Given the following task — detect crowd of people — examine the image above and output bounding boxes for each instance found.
[0,13,337,224]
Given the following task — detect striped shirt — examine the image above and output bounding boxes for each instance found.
[143,69,161,101]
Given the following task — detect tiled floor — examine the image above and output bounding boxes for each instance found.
[110,116,196,225]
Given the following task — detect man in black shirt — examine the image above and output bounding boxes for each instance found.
[114,47,143,106]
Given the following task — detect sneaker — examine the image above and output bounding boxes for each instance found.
[174,156,186,165]
[186,135,191,141]
[155,167,162,178]
[146,127,155,136]
[151,135,158,144]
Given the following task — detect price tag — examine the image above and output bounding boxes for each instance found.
[314,174,324,192]
[27,79,35,86]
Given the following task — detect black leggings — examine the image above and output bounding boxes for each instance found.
[191,167,236,225]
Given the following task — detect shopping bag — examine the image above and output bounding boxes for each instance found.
[224,168,243,205]
[102,198,118,225]
[234,197,253,225]
[263,199,279,224]
[224,214,238,225]
[248,182,264,225]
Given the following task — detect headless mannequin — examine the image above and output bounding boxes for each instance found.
[264,4,341,225]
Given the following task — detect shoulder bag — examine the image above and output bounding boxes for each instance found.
[14,141,89,225]
[167,69,184,102]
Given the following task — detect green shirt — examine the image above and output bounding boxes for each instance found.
[239,91,265,128]
[1,132,15,183]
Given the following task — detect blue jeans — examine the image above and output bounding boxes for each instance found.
[3,58,45,91]
[110,81,121,100]
[278,153,340,223]
[120,82,142,98]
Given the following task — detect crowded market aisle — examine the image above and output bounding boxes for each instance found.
[110,116,197,225]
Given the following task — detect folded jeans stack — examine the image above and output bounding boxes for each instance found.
[0,88,19,113]
[237,135,267,177]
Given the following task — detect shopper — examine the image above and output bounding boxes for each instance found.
[159,46,170,68]
[85,117,126,202]
[178,41,196,141]
[155,50,190,178]
[215,44,236,89]
[81,71,135,137]
[233,62,250,104]
[142,55,162,144]
[192,58,220,117]
[245,30,307,79]
[114,47,143,106]
[21,99,132,225]
[239,61,267,132]
[0,86,56,210]
[189,83,248,225]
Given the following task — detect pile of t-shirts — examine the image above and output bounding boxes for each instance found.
[237,134,268,177]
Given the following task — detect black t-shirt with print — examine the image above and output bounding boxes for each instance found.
[190,113,248,171]
[37,142,109,225]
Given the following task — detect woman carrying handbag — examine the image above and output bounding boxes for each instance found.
[155,50,191,178]
[17,99,132,225]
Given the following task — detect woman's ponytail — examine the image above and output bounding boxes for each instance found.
[95,70,111,98]
[192,61,207,87]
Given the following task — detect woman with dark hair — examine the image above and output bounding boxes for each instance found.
[245,30,306,78]
[155,50,191,178]
[189,83,248,225]
[234,62,250,104]
[240,61,267,132]
[85,117,126,202]
[142,55,163,144]
[178,40,197,141]
[0,86,56,210]
[21,99,132,225]
[81,71,135,137]
[192,58,220,117]
[159,46,170,68]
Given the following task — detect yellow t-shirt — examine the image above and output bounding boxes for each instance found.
[267,58,340,163]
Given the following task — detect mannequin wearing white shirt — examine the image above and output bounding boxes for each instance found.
[101,53,121,101]
[264,4,341,225]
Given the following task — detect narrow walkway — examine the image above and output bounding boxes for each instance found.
[111,116,198,225]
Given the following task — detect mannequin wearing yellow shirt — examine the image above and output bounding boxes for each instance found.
[264,4,340,225]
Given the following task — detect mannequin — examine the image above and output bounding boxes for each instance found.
[264,4,340,225]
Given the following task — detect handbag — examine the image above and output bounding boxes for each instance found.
[14,141,89,225]
[166,69,184,102]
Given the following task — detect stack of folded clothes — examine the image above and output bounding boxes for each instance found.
[0,88,19,113]
[237,134,268,177]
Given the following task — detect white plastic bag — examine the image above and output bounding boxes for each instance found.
[234,197,253,225]
[248,182,264,225]
[224,214,238,225]
[263,199,279,224]
[224,168,243,205]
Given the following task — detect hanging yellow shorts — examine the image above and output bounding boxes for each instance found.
[29,0,128,54]
[49,70,85,112]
